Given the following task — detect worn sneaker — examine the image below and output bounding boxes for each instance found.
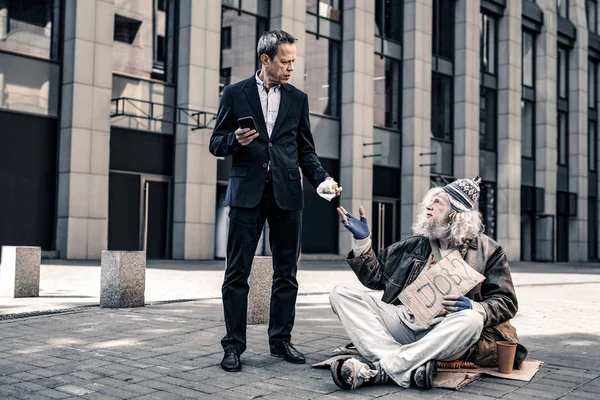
[331,357,389,390]
[412,359,437,389]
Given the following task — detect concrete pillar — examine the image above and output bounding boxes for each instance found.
[496,0,522,260]
[271,0,306,91]
[0,246,41,298]
[0,1,7,40]
[338,1,375,254]
[535,0,558,261]
[172,0,220,259]
[568,0,589,261]
[454,0,480,179]
[247,256,273,325]
[56,0,114,259]
[401,0,433,238]
[100,250,146,308]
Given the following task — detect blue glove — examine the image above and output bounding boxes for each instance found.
[338,206,370,240]
[442,295,472,312]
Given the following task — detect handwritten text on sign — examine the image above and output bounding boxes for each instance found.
[398,250,485,328]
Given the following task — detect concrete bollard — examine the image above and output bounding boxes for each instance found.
[0,246,41,298]
[248,256,273,325]
[100,250,146,308]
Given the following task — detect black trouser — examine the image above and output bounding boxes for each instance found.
[221,181,302,354]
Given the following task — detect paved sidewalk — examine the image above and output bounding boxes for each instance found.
[1,260,600,399]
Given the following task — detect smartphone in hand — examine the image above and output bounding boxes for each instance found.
[238,116,257,131]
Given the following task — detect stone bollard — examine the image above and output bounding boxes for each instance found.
[100,250,146,308]
[0,246,41,298]
[248,256,273,325]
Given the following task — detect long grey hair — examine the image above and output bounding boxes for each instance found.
[412,187,484,246]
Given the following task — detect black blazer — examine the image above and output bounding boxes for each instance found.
[209,76,329,210]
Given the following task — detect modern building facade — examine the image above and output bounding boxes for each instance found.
[0,0,598,262]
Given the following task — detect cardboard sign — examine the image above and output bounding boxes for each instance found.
[398,250,485,328]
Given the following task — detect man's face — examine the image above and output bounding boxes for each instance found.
[425,193,451,227]
[261,43,296,85]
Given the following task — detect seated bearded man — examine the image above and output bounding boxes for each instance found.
[328,176,526,390]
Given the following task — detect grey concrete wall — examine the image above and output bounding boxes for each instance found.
[401,0,433,239]
[497,0,523,261]
[338,0,375,254]
[172,0,220,259]
[56,0,114,259]
[568,0,589,261]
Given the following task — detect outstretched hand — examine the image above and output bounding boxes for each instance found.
[337,206,370,240]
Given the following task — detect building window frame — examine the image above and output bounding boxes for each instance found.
[588,0,598,33]
[373,54,402,130]
[558,0,569,19]
[557,45,569,167]
[432,0,455,61]
[1,0,61,60]
[220,1,270,92]
[375,0,403,45]
[480,13,498,75]
[305,32,342,118]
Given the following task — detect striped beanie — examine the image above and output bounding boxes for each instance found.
[442,175,482,213]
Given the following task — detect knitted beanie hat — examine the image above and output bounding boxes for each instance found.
[442,175,482,213]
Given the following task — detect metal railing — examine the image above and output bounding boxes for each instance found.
[110,97,216,131]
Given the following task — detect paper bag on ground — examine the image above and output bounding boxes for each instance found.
[398,250,485,328]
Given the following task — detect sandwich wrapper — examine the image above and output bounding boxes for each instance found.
[317,179,341,201]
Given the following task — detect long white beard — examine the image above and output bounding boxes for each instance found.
[412,211,450,240]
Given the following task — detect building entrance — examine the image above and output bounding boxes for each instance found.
[108,171,171,259]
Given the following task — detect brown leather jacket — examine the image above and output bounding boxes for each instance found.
[346,234,527,368]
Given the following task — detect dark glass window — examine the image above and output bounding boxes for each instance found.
[558,0,569,18]
[220,7,269,91]
[375,0,402,43]
[157,0,166,12]
[221,26,232,50]
[558,111,568,165]
[305,34,341,117]
[114,15,142,44]
[589,120,598,171]
[480,14,497,75]
[522,100,535,159]
[588,0,598,33]
[373,56,402,129]
[220,68,231,97]
[479,182,496,239]
[558,47,569,99]
[431,73,453,140]
[589,60,598,109]
[480,87,496,151]
[152,0,169,79]
[155,35,165,64]
[522,31,535,87]
[432,0,454,60]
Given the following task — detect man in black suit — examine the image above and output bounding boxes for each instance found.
[210,30,342,372]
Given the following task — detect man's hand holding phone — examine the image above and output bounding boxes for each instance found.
[235,127,259,146]
[236,116,259,146]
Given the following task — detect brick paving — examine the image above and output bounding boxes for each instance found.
[1,261,600,399]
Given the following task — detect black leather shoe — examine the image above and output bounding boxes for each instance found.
[221,349,241,372]
[270,341,305,364]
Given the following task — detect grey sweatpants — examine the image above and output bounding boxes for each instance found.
[329,284,484,388]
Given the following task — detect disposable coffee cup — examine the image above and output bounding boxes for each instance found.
[496,341,517,374]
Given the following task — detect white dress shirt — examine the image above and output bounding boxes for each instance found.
[255,71,281,138]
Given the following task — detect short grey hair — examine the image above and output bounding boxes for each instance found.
[257,30,297,60]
